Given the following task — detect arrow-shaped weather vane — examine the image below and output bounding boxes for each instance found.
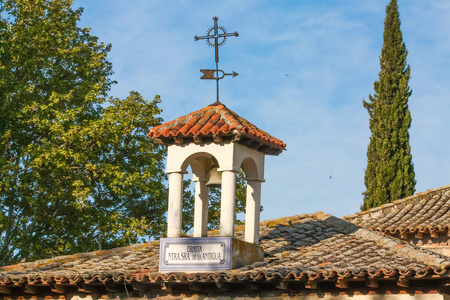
[195,17,238,104]
[200,69,238,80]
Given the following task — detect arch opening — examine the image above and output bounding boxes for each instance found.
[179,152,221,237]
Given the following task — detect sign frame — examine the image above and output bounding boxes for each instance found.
[159,236,232,271]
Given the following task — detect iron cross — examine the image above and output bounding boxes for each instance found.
[195,16,239,63]
[195,17,239,104]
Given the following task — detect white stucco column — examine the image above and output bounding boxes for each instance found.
[167,171,184,238]
[245,180,262,244]
[220,170,237,237]
[193,177,209,237]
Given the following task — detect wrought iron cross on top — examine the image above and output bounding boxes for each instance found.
[195,17,239,104]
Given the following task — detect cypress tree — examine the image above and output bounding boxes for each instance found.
[362,0,416,210]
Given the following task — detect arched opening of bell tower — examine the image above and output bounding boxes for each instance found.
[167,144,265,244]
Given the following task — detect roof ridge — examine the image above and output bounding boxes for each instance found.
[260,212,323,227]
[320,215,450,272]
[217,104,283,143]
[206,213,322,237]
[343,184,450,221]
[216,104,244,131]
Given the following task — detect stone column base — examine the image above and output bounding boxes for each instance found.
[231,238,264,269]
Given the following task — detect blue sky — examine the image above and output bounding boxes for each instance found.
[73,0,450,221]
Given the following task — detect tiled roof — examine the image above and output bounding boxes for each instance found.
[147,103,286,155]
[1,212,449,294]
[344,185,450,236]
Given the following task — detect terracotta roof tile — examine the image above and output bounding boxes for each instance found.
[1,212,449,290]
[148,103,286,155]
[344,185,450,235]
[2,185,450,294]
[243,213,449,277]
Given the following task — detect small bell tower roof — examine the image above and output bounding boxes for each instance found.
[148,103,286,155]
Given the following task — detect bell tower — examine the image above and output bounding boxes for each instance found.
[149,103,285,271]
[149,16,285,271]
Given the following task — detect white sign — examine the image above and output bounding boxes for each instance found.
[159,237,232,271]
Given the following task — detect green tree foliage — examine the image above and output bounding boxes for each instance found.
[362,0,415,210]
[0,0,167,265]
[206,171,247,230]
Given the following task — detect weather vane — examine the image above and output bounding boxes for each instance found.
[195,17,239,104]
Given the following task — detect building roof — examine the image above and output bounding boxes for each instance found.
[147,103,286,155]
[343,185,450,237]
[1,212,449,295]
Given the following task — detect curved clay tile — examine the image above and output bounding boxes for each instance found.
[147,103,286,153]
[343,185,450,235]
